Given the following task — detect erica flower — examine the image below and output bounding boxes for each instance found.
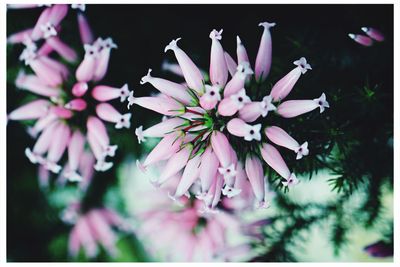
[61,203,131,259]
[124,163,253,262]
[8,5,132,183]
[128,22,329,209]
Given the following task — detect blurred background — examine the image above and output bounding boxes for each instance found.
[7,4,393,262]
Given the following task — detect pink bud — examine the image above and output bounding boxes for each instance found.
[236,36,249,64]
[199,147,219,193]
[134,117,184,143]
[76,44,98,82]
[66,130,85,181]
[92,84,130,103]
[74,216,98,258]
[65,98,87,111]
[46,36,77,62]
[87,116,110,149]
[224,51,237,77]
[211,131,232,167]
[7,28,33,44]
[156,145,192,186]
[48,4,68,26]
[96,103,131,129]
[140,69,192,105]
[45,123,70,173]
[142,132,183,168]
[77,13,94,45]
[25,121,59,164]
[51,106,73,119]
[245,155,265,203]
[93,37,117,81]
[8,99,50,121]
[209,29,228,87]
[127,92,182,116]
[72,82,89,97]
[31,7,52,41]
[199,85,221,110]
[15,71,61,97]
[39,56,69,79]
[164,38,204,93]
[29,57,63,86]
[277,93,329,118]
[37,42,54,57]
[270,57,311,101]
[223,62,253,97]
[227,118,262,141]
[265,126,309,160]
[255,22,275,82]
[348,33,373,46]
[174,154,202,198]
[218,88,251,116]
[361,27,384,42]
[87,210,118,257]
[260,143,291,180]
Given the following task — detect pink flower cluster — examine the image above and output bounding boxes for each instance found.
[7,5,132,182]
[61,203,132,259]
[130,172,257,262]
[129,22,329,209]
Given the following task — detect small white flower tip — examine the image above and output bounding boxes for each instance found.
[119,84,130,102]
[296,141,309,160]
[236,35,242,45]
[259,21,276,29]
[94,160,113,172]
[140,69,152,85]
[255,200,271,209]
[222,186,242,198]
[25,148,38,164]
[44,161,62,174]
[135,126,145,144]
[361,27,369,33]
[127,91,135,109]
[104,37,118,49]
[294,57,312,74]
[164,37,182,53]
[348,33,356,39]
[115,113,132,129]
[65,171,83,182]
[282,173,299,187]
[314,93,330,113]
[136,159,147,173]
[209,29,223,40]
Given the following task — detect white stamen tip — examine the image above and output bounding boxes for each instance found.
[236,35,242,45]
[259,21,276,29]
[209,29,223,40]
[348,33,356,39]
[135,126,145,144]
[361,27,368,33]
[164,37,181,53]
[127,91,135,109]
[140,69,152,85]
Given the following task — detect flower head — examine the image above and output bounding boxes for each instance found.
[128,22,329,208]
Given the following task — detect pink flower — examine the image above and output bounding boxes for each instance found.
[265,126,309,159]
[164,38,204,93]
[255,22,276,82]
[348,33,373,47]
[130,22,329,208]
[8,5,131,185]
[62,204,131,259]
[277,92,329,118]
[361,27,385,42]
[209,29,228,87]
[270,57,312,101]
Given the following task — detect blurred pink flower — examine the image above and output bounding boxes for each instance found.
[8,5,132,185]
[129,23,329,209]
[61,203,131,259]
